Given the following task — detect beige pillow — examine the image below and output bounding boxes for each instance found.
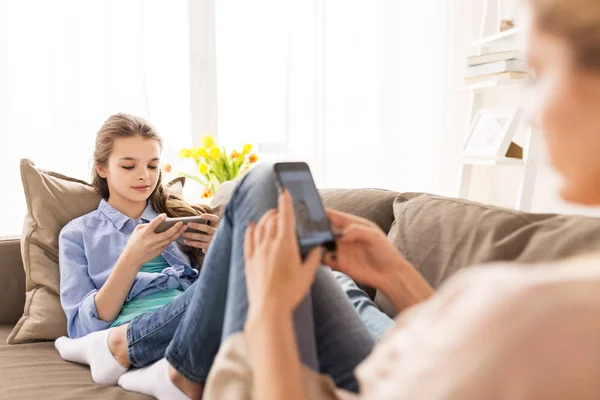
[8,159,185,344]
[387,193,600,289]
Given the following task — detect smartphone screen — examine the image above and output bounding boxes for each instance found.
[274,162,336,255]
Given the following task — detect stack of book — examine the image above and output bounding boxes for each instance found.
[465,50,530,84]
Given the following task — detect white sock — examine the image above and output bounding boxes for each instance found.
[118,358,191,400]
[54,329,129,386]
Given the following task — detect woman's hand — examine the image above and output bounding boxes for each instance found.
[324,209,411,289]
[182,214,220,253]
[244,190,323,315]
[122,214,188,267]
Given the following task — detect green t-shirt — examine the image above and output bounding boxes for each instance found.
[110,255,184,328]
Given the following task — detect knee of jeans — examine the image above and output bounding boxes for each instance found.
[231,162,278,207]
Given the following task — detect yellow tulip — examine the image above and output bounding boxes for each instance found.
[199,162,209,175]
[179,148,191,158]
[191,147,203,160]
[209,146,221,159]
[202,135,215,149]
[242,144,252,155]
[199,147,209,158]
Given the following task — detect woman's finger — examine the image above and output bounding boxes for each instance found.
[256,209,277,243]
[326,208,372,229]
[264,210,279,241]
[244,222,256,260]
[299,247,323,289]
[338,223,378,244]
[278,190,296,236]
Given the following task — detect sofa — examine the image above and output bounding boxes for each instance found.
[3,182,600,399]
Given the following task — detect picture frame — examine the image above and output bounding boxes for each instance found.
[462,107,523,158]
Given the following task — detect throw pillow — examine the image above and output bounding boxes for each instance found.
[387,193,600,290]
[8,159,185,343]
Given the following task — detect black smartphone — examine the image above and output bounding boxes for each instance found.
[273,162,336,258]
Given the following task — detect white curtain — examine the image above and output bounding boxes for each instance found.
[215,0,449,191]
[0,0,203,236]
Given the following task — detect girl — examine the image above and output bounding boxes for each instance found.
[55,113,222,384]
[56,113,391,400]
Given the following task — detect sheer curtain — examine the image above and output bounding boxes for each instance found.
[215,0,449,191]
[0,0,203,236]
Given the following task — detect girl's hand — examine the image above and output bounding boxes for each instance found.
[182,214,220,253]
[122,214,187,267]
[244,190,323,315]
[323,208,411,289]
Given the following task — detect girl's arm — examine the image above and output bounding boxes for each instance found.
[95,214,188,321]
[245,305,308,400]
[94,250,143,322]
[59,224,114,337]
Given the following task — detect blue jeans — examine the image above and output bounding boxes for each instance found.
[125,162,393,392]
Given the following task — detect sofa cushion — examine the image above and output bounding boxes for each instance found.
[387,193,600,289]
[0,325,152,399]
[8,159,186,344]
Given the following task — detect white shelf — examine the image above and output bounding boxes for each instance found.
[462,157,524,166]
[472,27,523,47]
[457,77,534,92]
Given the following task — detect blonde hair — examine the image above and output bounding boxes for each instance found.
[530,0,600,69]
[92,113,211,268]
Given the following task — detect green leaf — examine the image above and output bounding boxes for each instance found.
[176,172,209,187]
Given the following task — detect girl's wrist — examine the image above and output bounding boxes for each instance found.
[118,248,143,271]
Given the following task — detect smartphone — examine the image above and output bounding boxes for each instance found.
[273,162,336,258]
[154,216,210,244]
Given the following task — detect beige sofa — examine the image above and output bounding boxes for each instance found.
[3,186,600,399]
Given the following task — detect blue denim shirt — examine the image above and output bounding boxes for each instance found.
[58,199,199,338]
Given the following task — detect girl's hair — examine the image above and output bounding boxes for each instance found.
[92,113,212,268]
[530,0,600,70]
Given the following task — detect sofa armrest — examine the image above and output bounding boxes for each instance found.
[0,236,25,325]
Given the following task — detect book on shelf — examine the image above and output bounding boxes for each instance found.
[467,59,529,77]
[467,50,525,66]
[464,71,531,84]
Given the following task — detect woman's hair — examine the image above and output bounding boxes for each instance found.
[530,0,600,69]
[92,113,212,267]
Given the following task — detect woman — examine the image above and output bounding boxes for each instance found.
[196,0,600,398]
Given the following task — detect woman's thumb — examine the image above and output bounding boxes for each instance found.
[302,247,324,279]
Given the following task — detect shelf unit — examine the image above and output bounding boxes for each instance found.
[457,0,539,212]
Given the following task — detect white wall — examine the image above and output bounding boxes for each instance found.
[442,0,600,217]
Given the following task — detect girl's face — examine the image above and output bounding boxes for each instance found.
[527,21,600,205]
[97,136,162,207]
